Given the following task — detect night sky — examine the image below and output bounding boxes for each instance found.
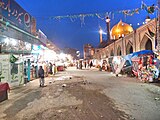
[15,0,157,53]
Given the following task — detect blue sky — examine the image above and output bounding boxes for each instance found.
[15,0,157,52]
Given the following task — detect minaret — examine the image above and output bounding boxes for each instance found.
[106,16,111,42]
[99,28,103,43]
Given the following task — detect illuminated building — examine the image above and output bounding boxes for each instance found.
[83,44,95,60]
[94,19,156,60]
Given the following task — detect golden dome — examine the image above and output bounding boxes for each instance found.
[111,20,133,40]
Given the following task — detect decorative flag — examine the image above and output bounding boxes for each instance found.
[141,1,147,10]
[147,4,155,14]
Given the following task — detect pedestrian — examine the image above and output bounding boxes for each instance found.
[76,61,79,69]
[49,62,53,74]
[84,61,87,68]
[38,66,45,87]
[79,61,82,69]
[90,61,93,68]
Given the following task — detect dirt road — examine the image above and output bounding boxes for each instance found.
[0,67,160,120]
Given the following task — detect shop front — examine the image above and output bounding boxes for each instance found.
[0,54,24,87]
[123,50,160,82]
[131,54,159,82]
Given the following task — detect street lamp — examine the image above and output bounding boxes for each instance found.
[76,51,80,59]
[99,28,103,43]
[99,29,103,34]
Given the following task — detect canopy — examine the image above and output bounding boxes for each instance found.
[131,50,153,58]
[122,54,133,64]
[123,50,154,63]
[131,50,154,61]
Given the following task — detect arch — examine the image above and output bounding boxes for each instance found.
[117,46,122,56]
[140,35,153,50]
[126,42,133,54]
[110,49,114,56]
[145,39,152,50]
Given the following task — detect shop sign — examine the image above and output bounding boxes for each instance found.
[0,0,31,33]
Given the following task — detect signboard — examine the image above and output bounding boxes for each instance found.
[0,0,31,33]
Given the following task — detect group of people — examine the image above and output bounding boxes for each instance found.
[76,60,93,69]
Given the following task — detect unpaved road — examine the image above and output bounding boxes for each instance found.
[0,67,160,120]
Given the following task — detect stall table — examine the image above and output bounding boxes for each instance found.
[0,83,10,102]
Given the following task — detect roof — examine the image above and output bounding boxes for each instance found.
[98,40,114,48]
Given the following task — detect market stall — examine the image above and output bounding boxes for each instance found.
[131,50,158,82]
[109,56,126,74]
[0,54,24,87]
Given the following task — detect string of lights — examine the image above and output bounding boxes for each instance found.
[34,2,156,22]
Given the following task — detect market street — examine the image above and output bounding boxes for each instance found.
[0,67,160,120]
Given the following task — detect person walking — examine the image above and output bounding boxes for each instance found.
[89,61,93,68]
[84,61,87,68]
[38,66,45,87]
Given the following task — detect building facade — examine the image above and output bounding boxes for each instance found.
[0,0,60,87]
[83,44,95,60]
[93,19,156,60]
[0,0,40,54]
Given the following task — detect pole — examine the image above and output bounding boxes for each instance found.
[156,0,160,51]
[106,17,111,42]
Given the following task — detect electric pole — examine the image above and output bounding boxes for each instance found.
[156,0,160,51]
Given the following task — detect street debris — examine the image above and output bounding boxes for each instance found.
[55,76,73,81]
[62,84,67,87]
[57,110,62,113]
[83,80,88,85]
[154,98,160,101]
[49,81,52,84]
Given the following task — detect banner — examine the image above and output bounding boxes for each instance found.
[0,0,31,33]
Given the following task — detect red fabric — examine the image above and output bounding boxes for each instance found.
[149,56,153,64]
[0,83,10,92]
[138,58,142,64]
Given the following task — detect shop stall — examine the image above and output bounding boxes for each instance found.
[0,54,24,87]
[108,56,126,74]
[131,50,158,82]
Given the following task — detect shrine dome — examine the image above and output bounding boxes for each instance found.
[110,20,133,40]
